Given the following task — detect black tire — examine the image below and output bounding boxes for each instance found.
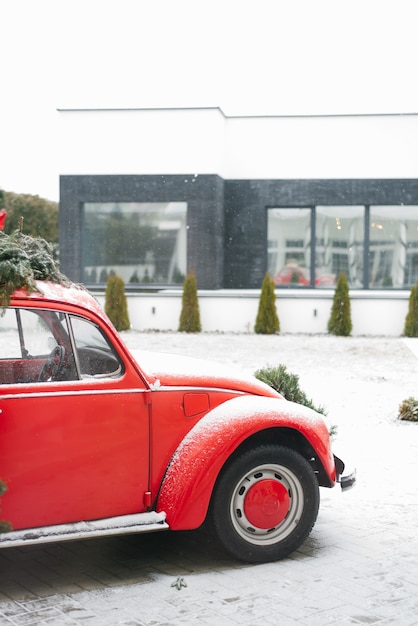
[211,445,320,563]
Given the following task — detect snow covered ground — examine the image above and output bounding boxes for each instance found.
[1,331,418,625]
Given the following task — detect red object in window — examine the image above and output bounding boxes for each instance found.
[0,209,6,231]
[274,265,310,285]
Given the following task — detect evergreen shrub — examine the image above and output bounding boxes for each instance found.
[404,281,418,337]
[327,272,352,336]
[178,271,201,333]
[105,275,130,331]
[0,479,12,533]
[0,521,11,533]
[254,364,326,415]
[254,273,280,334]
[254,364,337,436]
[398,397,418,422]
[0,230,71,311]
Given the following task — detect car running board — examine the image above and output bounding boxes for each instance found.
[0,511,168,548]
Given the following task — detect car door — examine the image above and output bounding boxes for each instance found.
[0,306,150,531]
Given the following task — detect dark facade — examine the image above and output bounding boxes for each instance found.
[59,174,225,289]
[60,175,418,290]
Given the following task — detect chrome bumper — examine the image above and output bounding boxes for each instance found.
[339,468,357,491]
[334,455,357,491]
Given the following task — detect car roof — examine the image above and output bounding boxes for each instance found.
[8,281,109,324]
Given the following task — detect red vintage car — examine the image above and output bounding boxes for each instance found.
[0,282,355,563]
[274,265,336,287]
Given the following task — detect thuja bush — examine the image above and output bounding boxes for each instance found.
[327,272,352,336]
[404,281,418,337]
[0,479,12,533]
[254,364,337,436]
[105,275,130,331]
[255,364,326,415]
[398,397,418,422]
[254,272,280,334]
[0,520,10,533]
[178,271,201,333]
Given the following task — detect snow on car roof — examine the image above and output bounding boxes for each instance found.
[10,280,108,323]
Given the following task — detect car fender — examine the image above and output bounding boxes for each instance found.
[156,394,335,530]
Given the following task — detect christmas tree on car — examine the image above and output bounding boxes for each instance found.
[0,220,72,312]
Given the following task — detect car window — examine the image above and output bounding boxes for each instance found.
[0,308,123,384]
[69,315,123,378]
[0,308,22,358]
[17,308,56,357]
[0,308,62,360]
[0,308,77,384]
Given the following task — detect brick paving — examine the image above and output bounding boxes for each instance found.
[1,334,418,625]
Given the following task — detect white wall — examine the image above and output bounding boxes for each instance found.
[224,114,418,179]
[59,108,418,179]
[59,108,226,175]
[95,290,410,337]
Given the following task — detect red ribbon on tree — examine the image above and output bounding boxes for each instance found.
[0,209,6,231]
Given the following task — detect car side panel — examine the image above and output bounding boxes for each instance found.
[148,388,240,499]
[0,380,151,531]
[156,395,335,530]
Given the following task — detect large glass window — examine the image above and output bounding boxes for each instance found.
[82,202,187,286]
[369,206,418,288]
[268,205,418,289]
[316,206,364,288]
[268,206,364,288]
[268,208,312,286]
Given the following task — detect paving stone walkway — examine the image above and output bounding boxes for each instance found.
[1,334,418,625]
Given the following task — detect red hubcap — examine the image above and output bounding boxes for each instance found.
[243,479,290,529]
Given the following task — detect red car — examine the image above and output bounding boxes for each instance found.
[0,281,354,563]
[274,265,336,287]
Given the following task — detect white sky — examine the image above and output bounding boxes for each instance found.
[1,0,417,202]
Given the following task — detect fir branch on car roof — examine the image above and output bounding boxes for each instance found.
[0,230,72,311]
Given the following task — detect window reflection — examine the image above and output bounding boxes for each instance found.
[268,208,311,286]
[369,206,418,288]
[316,206,364,288]
[268,205,418,290]
[82,202,187,286]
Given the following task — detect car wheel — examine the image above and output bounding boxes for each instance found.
[211,445,320,563]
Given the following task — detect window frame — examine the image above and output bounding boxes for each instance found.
[81,201,188,288]
[267,204,418,290]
